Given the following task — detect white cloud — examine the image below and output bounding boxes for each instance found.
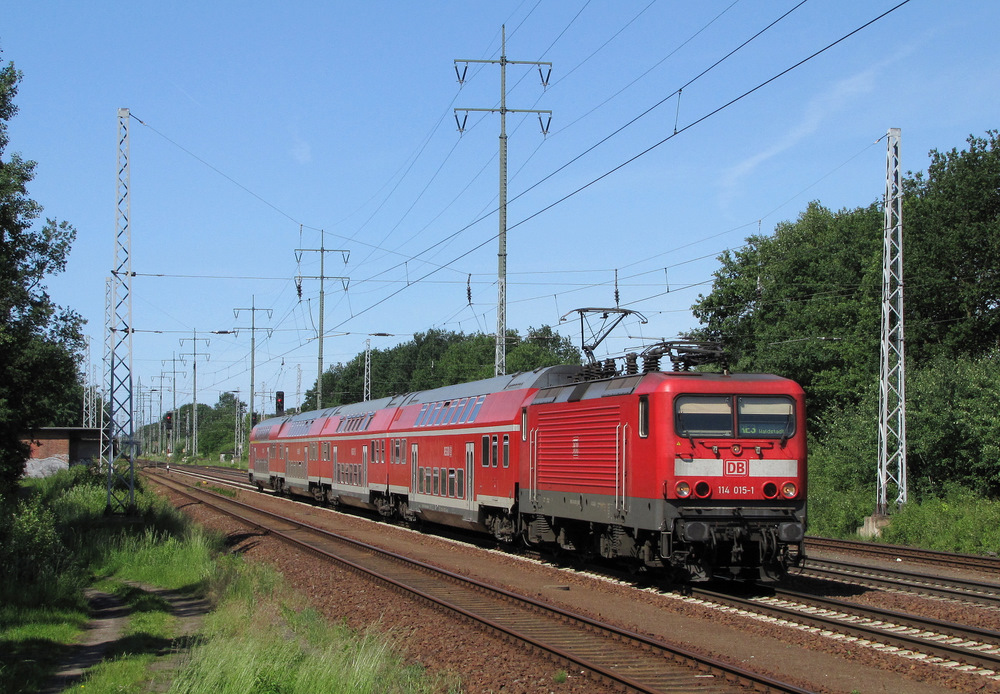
[290,134,312,164]
[721,67,877,194]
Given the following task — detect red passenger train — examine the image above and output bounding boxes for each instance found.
[249,346,806,581]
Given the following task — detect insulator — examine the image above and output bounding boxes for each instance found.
[625,353,638,375]
[642,354,661,373]
[603,359,617,378]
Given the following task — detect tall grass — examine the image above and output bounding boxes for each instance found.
[2,466,444,693]
[880,486,1000,554]
[98,526,218,590]
[170,562,436,694]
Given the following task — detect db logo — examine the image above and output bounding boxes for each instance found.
[724,460,749,477]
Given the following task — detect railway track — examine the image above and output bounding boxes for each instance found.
[681,585,1000,679]
[798,555,1000,609]
[149,469,810,694]
[805,536,1000,574]
[160,465,1000,686]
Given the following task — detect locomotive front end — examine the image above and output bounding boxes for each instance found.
[660,376,807,581]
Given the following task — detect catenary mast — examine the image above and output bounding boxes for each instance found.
[454,26,552,376]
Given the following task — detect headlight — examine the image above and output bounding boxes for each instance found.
[782,482,798,499]
[675,481,691,498]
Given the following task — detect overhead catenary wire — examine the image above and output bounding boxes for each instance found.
[128,2,915,404]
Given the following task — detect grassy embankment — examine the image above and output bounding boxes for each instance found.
[0,466,450,693]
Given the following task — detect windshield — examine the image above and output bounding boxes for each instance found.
[675,395,795,439]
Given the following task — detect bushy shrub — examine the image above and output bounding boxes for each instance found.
[881,486,1000,554]
[806,395,879,537]
[0,497,82,605]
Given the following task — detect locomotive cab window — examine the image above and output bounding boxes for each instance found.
[737,396,795,438]
[675,395,733,438]
[675,395,796,439]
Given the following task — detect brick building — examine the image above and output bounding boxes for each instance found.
[23,427,103,477]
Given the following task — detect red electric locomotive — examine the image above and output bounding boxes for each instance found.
[249,344,806,581]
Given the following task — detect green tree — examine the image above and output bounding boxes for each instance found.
[691,201,883,415]
[902,131,1000,359]
[196,392,244,457]
[300,327,581,412]
[0,55,84,496]
[691,132,1000,420]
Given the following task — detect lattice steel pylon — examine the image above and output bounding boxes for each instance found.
[454,25,552,376]
[364,338,372,401]
[877,127,907,515]
[82,335,97,428]
[103,107,137,515]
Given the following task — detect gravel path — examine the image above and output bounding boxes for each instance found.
[38,584,210,694]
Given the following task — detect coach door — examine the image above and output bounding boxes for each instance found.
[464,441,475,514]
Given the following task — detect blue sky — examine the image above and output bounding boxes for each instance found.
[4,1,998,421]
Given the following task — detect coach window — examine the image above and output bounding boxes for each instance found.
[457,468,465,498]
[470,395,486,422]
[521,408,528,441]
[401,439,407,465]
[433,468,440,495]
[448,399,465,424]
[638,395,649,438]
[491,435,498,468]
[448,469,456,497]
[458,398,475,423]
[481,436,490,467]
[503,434,510,468]
[417,467,424,493]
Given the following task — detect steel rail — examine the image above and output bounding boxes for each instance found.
[805,536,1000,574]
[691,586,1000,674]
[800,557,1000,608]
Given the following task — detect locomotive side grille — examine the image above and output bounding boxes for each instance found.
[536,404,620,491]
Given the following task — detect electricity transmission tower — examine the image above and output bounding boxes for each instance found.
[179,330,210,459]
[877,127,907,516]
[162,353,185,456]
[103,108,136,515]
[454,25,552,376]
[295,236,348,408]
[82,335,98,428]
[234,297,272,435]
